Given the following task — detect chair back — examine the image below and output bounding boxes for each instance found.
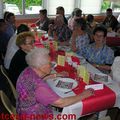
[1,91,16,115]
[0,65,16,107]
[0,90,10,113]
[0,65,17,99]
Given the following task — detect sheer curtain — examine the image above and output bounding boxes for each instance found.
[80,0,103,14]
[43,0,75,16]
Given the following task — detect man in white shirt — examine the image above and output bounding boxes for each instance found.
[4,24,30,69]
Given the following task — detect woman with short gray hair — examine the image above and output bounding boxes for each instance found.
[26,47,49,69]
[16,47,94,118]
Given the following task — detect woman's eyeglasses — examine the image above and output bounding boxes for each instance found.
[25,39,35,45]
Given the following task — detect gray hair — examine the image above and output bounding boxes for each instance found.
[26,48,49,68]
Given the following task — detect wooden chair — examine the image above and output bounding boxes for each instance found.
[0,65,16,108]
[1,90,16,115]
[0,65,17,99]
[0,90,10,114]
[106,107,120,120]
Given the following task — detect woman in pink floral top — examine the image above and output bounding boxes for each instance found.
[16,48,94,119]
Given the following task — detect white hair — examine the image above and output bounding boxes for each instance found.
[26,48,49,68]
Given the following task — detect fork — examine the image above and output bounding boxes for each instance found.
[64,90,72,94]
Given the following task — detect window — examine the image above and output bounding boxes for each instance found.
[25,0,42,14]
[3,1,21,15]
[3,0,42,15]
[101,0,111,12]
[2,0,120,17]
[110,1,120,12]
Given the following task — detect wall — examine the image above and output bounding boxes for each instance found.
[16,18,39,27]
[15,15,106,27]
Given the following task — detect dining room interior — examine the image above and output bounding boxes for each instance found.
[0,0,120,120]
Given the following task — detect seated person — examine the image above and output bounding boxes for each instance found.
[0,19,10,57]
[56,6,68,25]
[86,14,97,42]
[36,9,50,32]
[48,14,72,44]
[4,24,30,70]
[103,8,118,31]
[68,8,82,31]
[81,26,114,73]
[16,47,94,116]
[9,32,35,87]
[3,11,10,22]
[71,18,90,56]
[111,56,120,87]
[5,12,16,39]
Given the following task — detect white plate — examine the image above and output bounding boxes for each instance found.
[54,78,78,92]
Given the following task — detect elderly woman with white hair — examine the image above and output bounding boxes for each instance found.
[16,47,94,119]
[48,14,72,44]
[111,56,120,86]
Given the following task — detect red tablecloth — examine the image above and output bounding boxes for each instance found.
[106,37,120,47]
[73,80,116,115]
[53,50,116,116]
[54,53,116,115]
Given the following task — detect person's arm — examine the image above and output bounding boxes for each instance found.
[71,31,77,52]
[35,80,94,108]
[52,89,94,108]
[48,24,54,36]
[35,19,41,26]
[93,64,111,71]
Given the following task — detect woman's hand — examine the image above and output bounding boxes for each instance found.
[80,88,94,100]
[53,88,94,108]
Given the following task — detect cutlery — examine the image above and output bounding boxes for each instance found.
[64,90,72,94]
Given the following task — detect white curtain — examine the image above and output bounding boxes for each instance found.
[80,0,103,14]
[43,0,75,15]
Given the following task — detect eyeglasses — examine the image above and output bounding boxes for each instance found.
[25,39,35,45]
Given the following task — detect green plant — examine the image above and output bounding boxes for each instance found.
[101,0,111,11]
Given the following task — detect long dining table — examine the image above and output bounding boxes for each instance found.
[33,32,120,119]
[46,58,120,119]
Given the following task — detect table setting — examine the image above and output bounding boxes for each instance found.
[29,29,120,118]
[45,48,120,119]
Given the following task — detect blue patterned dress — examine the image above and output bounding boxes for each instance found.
[81,43,114,65]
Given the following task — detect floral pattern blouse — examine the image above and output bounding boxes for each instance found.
[16,67,60,119]
[81,43,114,65]
[55,24,72,42]
[76,33,90,56]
